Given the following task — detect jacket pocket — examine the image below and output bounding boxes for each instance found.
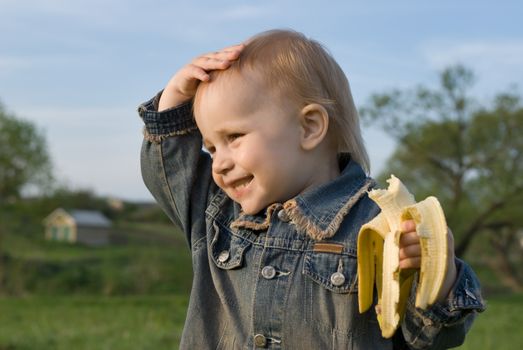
[302,250,361,339]
[210,221,251,270]
[303,250,358,293]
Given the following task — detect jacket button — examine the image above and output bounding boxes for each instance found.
[254,334,267,347]
[217,250,230,263]
[330,271,345,286]
[277,209,290,222]
[261,265,276,279]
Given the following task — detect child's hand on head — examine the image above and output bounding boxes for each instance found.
[400,220,458,303]
[159,44,244,111]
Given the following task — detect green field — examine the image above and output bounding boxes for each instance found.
[0,293,521,349]
[455,293,523,350]
[0,220,193,297]
[1,202,521,349]
[0,295,188,350]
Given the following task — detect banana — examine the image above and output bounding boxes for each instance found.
[357,175,448,338]
[402,197,448,309]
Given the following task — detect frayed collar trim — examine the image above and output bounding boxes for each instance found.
[282,178,374,240]
[229,175,374,241]
[230,203,280,231]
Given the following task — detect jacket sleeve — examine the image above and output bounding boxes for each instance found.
[400,258,486,349]
[138,92,220,248]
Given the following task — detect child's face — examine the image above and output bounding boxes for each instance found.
[195,73,319,215]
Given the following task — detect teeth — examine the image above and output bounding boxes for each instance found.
[235,182,248,189]
[232,176,252,189]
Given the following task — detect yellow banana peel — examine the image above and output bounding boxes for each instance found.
[357,175,448,338]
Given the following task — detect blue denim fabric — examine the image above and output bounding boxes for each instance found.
[138,92,485,349]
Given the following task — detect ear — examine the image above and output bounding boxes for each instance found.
[299,103,329,151]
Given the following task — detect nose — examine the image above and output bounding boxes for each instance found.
[212,150,234,175]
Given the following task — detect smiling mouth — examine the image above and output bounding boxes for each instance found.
[230,176,253,190]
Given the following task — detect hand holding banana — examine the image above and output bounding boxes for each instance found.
[357,175,457,338]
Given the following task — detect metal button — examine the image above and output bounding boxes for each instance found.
[261,265,277,279]
[254,334,267,347]
[277,209,290,222]
[217,250,230,263]
[330,271,346,286]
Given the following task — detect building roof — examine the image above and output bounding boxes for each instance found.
[69,210,111,228]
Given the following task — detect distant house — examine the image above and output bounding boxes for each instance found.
[43,208,112,246]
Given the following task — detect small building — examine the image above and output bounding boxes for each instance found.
[43,208,112,246]
[107,197,124,211]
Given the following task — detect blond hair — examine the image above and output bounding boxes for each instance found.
[195,29,370,173]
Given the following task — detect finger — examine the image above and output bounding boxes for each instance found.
[222,48,242,59]
[185,64,210,82]
[193,55,230,67]
[201,51,240,64]
[200,45,243,62]
[399,256,421,270]
[219,43,245,52]
[401,219,416,233]
[399,243,421,260]
[191,57,232,73]
[399,231,419,247]
[195,55,238,71]
[200,51,235,60]
[201,45,243,58]
[446,227,456,260]
[445,227,454,246]
[220,44,244,57]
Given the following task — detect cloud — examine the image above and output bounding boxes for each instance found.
[13,105,142,156]
[13,104,149,200]
[422,40,523,68]
[0,53,97,75]
[420,40,523,92]
[0,56,31,73]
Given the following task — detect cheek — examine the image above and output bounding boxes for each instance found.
[211,171,225,189]
[235,141,261,167]
[235,148,252,165]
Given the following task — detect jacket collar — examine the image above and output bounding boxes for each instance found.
[230,155,375,240]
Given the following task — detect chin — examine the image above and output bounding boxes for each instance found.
[240,202,264,216]
[241,207,258,215]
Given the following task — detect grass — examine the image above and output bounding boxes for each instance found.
[4,222,186,261]
[0,293,521,349]
[1,203,520,349]
[455,293,523,350]
[1,221,193,296]
[0,295,188,350]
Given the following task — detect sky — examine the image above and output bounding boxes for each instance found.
[1,0,522,201]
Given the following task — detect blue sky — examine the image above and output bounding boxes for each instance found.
[1,0,522,201]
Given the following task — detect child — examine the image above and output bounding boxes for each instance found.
[138,30,485,349]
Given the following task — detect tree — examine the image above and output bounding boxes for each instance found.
[361,65,523,290]
[0,102,53,292]
[0,102,53,202]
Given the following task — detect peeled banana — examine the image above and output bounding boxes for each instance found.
[357,175,448,338]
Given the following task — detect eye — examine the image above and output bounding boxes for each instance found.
[227,133,244,143]
[204,144,216,155]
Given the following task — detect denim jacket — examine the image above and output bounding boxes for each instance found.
[138,92,485,350]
